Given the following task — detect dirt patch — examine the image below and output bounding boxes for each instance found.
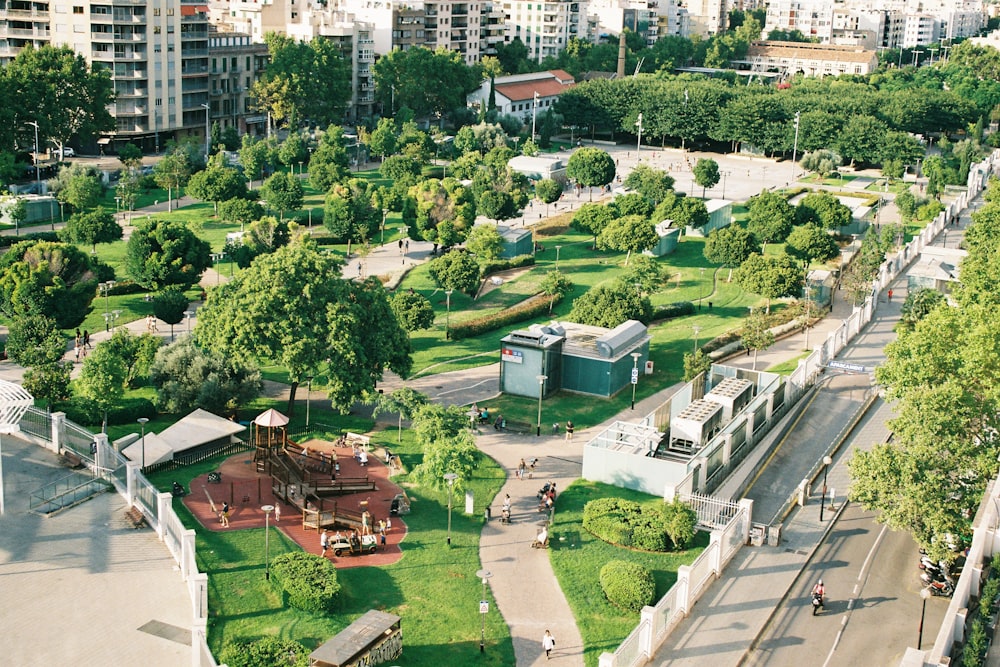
[476,265,537,299]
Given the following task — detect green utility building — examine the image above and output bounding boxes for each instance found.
[500,320,651,399]
[497,225,534,259]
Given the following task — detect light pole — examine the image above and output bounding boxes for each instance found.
[531,91,539,141]
[26,120,40,193]
[635,112,643,160]
[100,281,116,330]
[918,586,931,649]
[305,375,313,430]
[721,170,730,199]
[137,417,149,469]
[112,309,121,330]
[210,252,225,284]
[445,289,453,340]
[262,504,274,579]
[200,103,211,159]
[476,569,493,653]
[692,325,701,352]
[555,245,561,268]
[444,473,458,545]
[535,374,547,437]
[184,310,193,335]
[699,267,706,309]
[819,455,833,521]
[791,111,801,180]
[630,351,642,410]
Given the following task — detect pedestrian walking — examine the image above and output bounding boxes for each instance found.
[887,289,894,301]
[220,502,230,527]
[405,239,410,252]
[517,458,527,480]
[565,420,574,440]
[274,503,281,523]
[74,338,81,362]
[542,630,556,659]
[321,529,329,556]
[83,330,91,350]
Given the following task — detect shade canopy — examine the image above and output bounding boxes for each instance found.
[254,408,289,427]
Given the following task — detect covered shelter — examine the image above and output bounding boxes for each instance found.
[122,408,246,466]
[253,408,289,451]
[309,609,402,667]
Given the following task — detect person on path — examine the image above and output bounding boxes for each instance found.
[220,502,230,527]
[83,330,91,350]
[887,289,894,301]
[274,503,281,523]
[565,420,574,440]
[321,529,329,556]
[517,458,526,480]
[542,630,556,659]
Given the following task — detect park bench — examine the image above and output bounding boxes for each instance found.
[345,432,370,448]
[124,505,146,529]
[59,450,84,469]
[500,420,533,435]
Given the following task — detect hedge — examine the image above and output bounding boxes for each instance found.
[0,231,60,249]
[57,396,157,427]
[651,301,694,322]
[218,637,309,667]
[479,254,535,279]
[583,496,693,552]
[270,551,341,613]
[449,291,563,340]
[600,560,656,612]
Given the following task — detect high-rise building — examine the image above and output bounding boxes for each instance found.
[500,0,585,63]
[587,0,687,46]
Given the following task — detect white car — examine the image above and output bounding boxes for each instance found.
[61,147,75,158]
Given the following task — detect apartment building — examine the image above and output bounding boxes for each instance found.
[742,40,880,77]
[209,33,268,138]
[500,0,585,63]
[685,0,728,36]
[0,0,50,64]
[586,0,687,45]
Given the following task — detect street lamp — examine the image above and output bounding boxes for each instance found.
[791,111,801,180]
[444,473,458,545]
[25,121,40,193]
[476,569,493,653]
[262,505,274,579]
[555,245,561,268]
[635,112,643,159]
[445,289,453,340]
[184,310,194,334]
[210,252,225,285]
[535,374,547,437]
[100,281,116,330]
[200,103,211,159]
[819,455,833,521]
[692,325,701,352]
[111,309,121,330]
[699,267,706,309]
[531,91,539,141]
[305,376,313,430]
[630,351,642,410]
[918,586,932,649]
[137,417,149,469]
[720,170,730,199]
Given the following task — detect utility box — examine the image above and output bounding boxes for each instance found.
[668,399,724,454]
[704,377,754,421]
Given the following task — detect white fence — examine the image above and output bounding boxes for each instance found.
[16,408,220,667]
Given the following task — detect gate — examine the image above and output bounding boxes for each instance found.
[679,492,741,530]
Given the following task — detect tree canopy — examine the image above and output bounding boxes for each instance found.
[704,225,760,268]
[150,338,262,417]
[0,240,98,329]
[59,207,122,253]
[125,219,212,290]
[374,46,481,118]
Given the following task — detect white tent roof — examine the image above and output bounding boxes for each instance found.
[254,408,289,427]
[157,408,246,455]
[121,433,174,466]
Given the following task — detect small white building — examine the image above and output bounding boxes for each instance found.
[467,70,575,120]
[508,155,567,183]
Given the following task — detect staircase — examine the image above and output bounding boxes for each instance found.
[29,471,111,515]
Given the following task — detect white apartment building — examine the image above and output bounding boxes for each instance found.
[586,0,687,45]
[685,0,728,36]
[500,0,586,63]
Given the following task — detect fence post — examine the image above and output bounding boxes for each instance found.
[94,432,109,478]
[739,499,754,543]
[181,528,196,581]
[709,532,722,575]
[157,491,172,541]
[598,652,616,667]
[191,616,208,667]
[797,479,809,507]
[676,565,692,614]
[640,607,656,656]
[126,461,140,506]
[49,411,65,454]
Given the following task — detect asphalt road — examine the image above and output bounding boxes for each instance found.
[746,503,949,667]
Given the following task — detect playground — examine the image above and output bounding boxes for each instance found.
[181,435,408,569]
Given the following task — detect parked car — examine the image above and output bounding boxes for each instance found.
[331,533,377,557]
[61,147,75,158]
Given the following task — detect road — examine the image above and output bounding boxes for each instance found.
[746,503,949,667]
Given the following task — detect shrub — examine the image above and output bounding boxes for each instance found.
[218,637,310,667]
[584,497,672,551]
[662,497,698,550]
[106,280,149,297]
[56,396,156,426]
[479,254,535,279]
[449,292,563,340]
[600,560,656,612]
[980,574,1000,620]
[651,301,694,322]
[270,551,340,613]
[632,523,669,551]
[0,231,59,249]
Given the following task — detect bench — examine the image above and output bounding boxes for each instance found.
[125,505,146,529]
[59,450,84,469]
[499,420,533,435]
[345,432,370,448]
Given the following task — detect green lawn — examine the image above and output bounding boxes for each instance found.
[549,480,709,667]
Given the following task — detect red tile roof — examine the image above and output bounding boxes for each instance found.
[496,78,574,102]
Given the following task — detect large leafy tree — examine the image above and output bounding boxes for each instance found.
[5,45,114,158]
[597,215,657,264]
[373,46,481,118]
[693,158,720,198]
[569,283,652,328]
[125,219,212,290]
[784,223,840,264]
[103,328,161,389]
[54,167,103,213]
[186,158,248,214]
[219,198,264,232]
[59,207,122,254]
[0,240,98,329]
[309,125,351,192]
[535,179,563,215]
[153,147,192,212]
[741,308,775,370]
[794,192,852,230]
[746,191,795,248]
[567,147,616,200]
[260,171,303,221]
[195,238,411,413]
[324,178,380,256]
[571,203,615,246]
[239,135,274,188]
[428,250,480,295]
[150,338,262,417]
[390,291,435,332]
[152,287,190,340]
[837,115,889,166]
[77,342,126,432]
[464,224,504,260]
[405,178,476,248]
[733,253,803,312]
[368,117,398,159]
[704,225,760,268]
[5,314,65,367]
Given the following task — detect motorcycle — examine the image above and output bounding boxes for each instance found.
[926,579,954,597]
[812,592,824,615]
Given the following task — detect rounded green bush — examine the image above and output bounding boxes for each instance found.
[584,496,694,552]
[600,560,656,612]
[219,637,309,667]
[270,552,340,613]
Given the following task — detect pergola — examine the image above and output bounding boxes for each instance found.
[0,381,34,514]
[253,408,289,451]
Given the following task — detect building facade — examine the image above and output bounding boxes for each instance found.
[500,0,585,63]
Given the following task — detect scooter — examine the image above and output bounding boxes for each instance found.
[926,579,954,597]
[812,592,824,615]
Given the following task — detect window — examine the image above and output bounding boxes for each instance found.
[167,8,174,15]
[154,25,161,33]
[153,8,160,15]
[167,24,174,33]
[73,5,83,13]
[156,98,162,106]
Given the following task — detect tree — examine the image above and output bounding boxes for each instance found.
[153,287,190,341]
[380,155,422,186]
[0,240,98,329]
[390,290,435,332]
[898,287,945,332]
[664,196,709,229]
[742,308,775,370]
[693,158,720,198]
[454,123,508,155]
[365,387,428,443]
[5,314,65,367]
[535,179,562,215]
[368,117,398,159]
[428,250,481,295]
[734,253,804,312]
[683,349,712,381]
[784,223,840,264]
[704,225,760,269]
[895,190,918,222]
[3,196,26,235]
[243,216,291,259]
[186,161,248,214]
[278,132,308,168]
[624,164,675,206]
[373,46,481,118]
[57,169,103,212]
[239,135,273,188]
[219,198,263,232]
[150,338,262,417]
[795,192,852,230]
[405,178,476,248]
[800,149,842,177]
[77,342,126,432]
[195,238,411,413]
[59,207,122,253]
[103,328,161,388]
[477,189,515,224]
[410,404,481,489]
[125,219,212,290]
[308,125,351,192]
[597,215,657,265]
[571,203,615,247]
[118,143,143,173]
[153,148,192,212]
[465,224,504,260]
[619,255,664,296]
[567,148,616,200]
[610,193,654,219]
[540,269,574,313]
[22,361,71,410]
[260,171,303,221]
[569,283,652,328]
[837,115,889,166]
[747,191,795,248]
[324,179,380,256]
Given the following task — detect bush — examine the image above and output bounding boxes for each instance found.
[106,280,149,297]
[0,231,59,249]
[479,254,535,279]
[584,497,679,552]
[661,497,698,549]
[270,551,340,613]
[449,292,563,340]
[651,301,694,322]
[218,637,310,667]
[600,560,656,612]
[56,396,156,426]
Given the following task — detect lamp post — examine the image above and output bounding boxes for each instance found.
[200,103,211,159]
[699,267,706,309]
[918,586,931,649]
[137,417,149,469]
[100,281,116,330]
[819,455,833,521]
[112,309,121,330]
[531,91,539,141]
[445,289,453,340]
[476,569,493,653]
[555,245,561,268]
[210,252,225,284]
[791,111,801,181]
[184,310,193,335]
[720,170,730,199]
[305,376,313,430]
[630,351,642,410]
[635,112,643,158]
[444,473,458,545]
[535,374,547,437]
[692,325,701,352]
[261,504,274,579]
[25,120,41,193]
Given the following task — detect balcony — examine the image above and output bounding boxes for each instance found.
[112,13,144,23]
[113,69,147,79]
[0,26,49,38]
[0,8,44,19]
[92,31,114,41]
[116,87,148,97]
[115,104,147,115]
[113,32,147,42]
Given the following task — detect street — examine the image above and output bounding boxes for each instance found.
[747,503,948,667]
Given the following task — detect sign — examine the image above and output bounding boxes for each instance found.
[828,361,866,373]
[480,601,489,614]
[631,368,639,385]
[501,348,523,364]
